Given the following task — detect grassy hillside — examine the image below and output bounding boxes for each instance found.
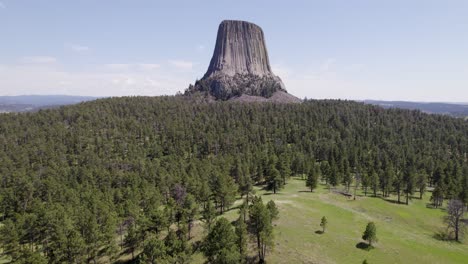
[212,178,467,264]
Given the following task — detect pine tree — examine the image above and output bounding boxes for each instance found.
[0,219,20,260]
[239,172,253,204]
[266,200,279,223]
[141,236,168,264]
[266,163,283,194]
[342,159,352,193]
[361,171,370,196]
[306,166,318,192]
[362,222,378,247]
[417,170,428,199]
[213,172,237,213]
[394,169,403,203]
[183,194,198,240]
[320,216,328,233]
[124,223,140,260]
[202,199,217,231]
[235,215,248,262]
[431,184,444,208]
[202,217,240,264]
[404,168,416,205]
[277,153,292,185]
[248,197,274,263]
[370,171,379,197]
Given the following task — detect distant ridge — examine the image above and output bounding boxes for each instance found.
[0,95,99,113]
[364,100,468,117]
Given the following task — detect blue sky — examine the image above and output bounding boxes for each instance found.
[1,0,467,102]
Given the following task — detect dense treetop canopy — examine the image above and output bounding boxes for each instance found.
[0,96,467,262]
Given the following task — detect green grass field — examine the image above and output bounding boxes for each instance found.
[225,178,468,264]
[2,178,467,264]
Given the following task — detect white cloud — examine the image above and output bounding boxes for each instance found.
[105,64,132,70]
[68,44,90,52]
[138,63,161,70]
[320,58,336,72]
[20,56,57,64]
[348,63,365,72]
[272,64,293,79]
[197,45,205,52]
[0,60,196,97]
[275,59,370,100]
[169,60,195,70]
[105,63,161,71]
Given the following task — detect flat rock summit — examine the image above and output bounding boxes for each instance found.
[186,20,300,103]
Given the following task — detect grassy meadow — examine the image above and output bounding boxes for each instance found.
[206,178,468,264]
[2,178,467,264]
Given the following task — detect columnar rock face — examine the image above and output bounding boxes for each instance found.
[205,20,274,77]
[186,20,297,102]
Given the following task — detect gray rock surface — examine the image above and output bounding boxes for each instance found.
[186,20,295,101]
[205,20,274,78]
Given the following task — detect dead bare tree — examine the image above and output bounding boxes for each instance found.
[445,199,466,242]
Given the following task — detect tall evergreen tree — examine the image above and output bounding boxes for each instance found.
[404,168,416,205]
[202,217,240,264]
[248,197,274,263]
[431,183,445,208]
[266,163,283,194]
[306,165,318,192]
[235,215,248,263]
[362,222,378,247]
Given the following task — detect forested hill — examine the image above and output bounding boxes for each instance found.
[364,100,468,118]
[0,95,99,113]
[0,96,467,263]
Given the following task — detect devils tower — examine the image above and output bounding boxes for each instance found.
[186,20,299,102]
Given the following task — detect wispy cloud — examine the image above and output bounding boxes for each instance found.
[68,44,90,52]
[20,56,57,64]
[169,60,195,70]
[138,63,161,70]
[347,63,365,72]
[197,45,205,52]
[105,63,161,71]
[273,59,365,100]
[272,64,293,79]
[320,58,336,71]
[105,64,132,70]
[0,59,196,96]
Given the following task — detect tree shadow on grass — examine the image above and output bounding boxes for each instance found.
[115,258,139,264]
[382,198,403,205]
[356,242,374,251]
[432,229,458,242]
[223,204,242,214]
[263,192,283,196]
[246,255,259,264]
[298,190,313,193]
[315,230,324,234]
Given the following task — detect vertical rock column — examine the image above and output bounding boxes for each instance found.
[188,20,286,100]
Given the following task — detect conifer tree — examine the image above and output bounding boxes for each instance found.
[306,166,318,192]
[202,217,240,264]
[362,222,378,247]
[320,216,328,233]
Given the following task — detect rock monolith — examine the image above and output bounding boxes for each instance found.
[186,20,298,102]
